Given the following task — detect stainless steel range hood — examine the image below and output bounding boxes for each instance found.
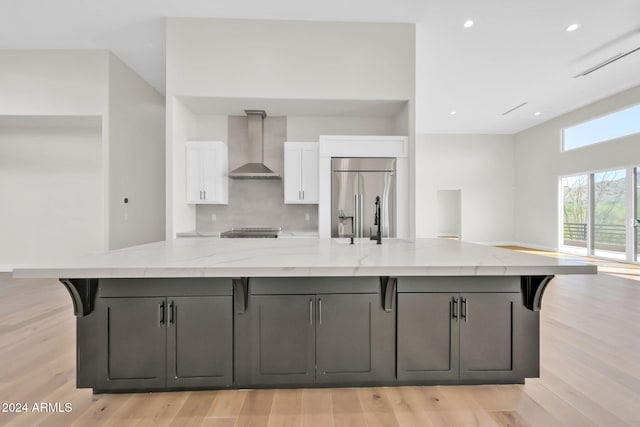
[229,110,281,179]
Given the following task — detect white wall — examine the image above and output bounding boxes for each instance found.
[286,116,397,142]
[0,116,103,267]
[169,97,198,235]
[514,84,640,249]
[166,18,415,100]
[0,50,108,116]
[393,102,410,136]
[108,54,166,249]
[415,134,515,243]
[0,50,167,266]
[0,50,109,268]
[194,114,228,140]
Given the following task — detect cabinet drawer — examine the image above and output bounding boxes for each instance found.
[249,276,380,295]
[397,276,519,293]
[99,278,232,297]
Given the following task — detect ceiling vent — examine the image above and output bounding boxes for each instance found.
[501,102,528,116]
[574,46,640,78]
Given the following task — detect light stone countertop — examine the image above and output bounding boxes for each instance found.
[175,231,318,238]
[175,231,220,238]
[12,238,597,279]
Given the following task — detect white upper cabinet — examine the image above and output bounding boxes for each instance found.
[186,141,228,204]
[284,142,319,204]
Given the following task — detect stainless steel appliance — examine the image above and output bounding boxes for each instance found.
[331,158,396,238]
[228,110,280,179]
[219,227,281,238]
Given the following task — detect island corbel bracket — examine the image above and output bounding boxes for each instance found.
[59,278,98,317]
[521,275,554,311]
[233,277,249,314]
[380,276,397,312]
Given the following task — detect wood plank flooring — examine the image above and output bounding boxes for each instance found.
[1,252,639,426]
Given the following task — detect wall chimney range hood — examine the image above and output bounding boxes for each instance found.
[229,110,281,179]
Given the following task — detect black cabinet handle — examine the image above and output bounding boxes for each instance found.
[461,298,467,322]
[169,301,175,325]
[158,301,165,326]
[452,297,458,321]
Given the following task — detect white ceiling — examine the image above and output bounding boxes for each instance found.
[2,0,639,134]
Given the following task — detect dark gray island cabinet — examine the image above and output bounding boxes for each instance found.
[72,275,543,393]
[85,278,234,392]
[234,277,395,387]
[397,277,538,384]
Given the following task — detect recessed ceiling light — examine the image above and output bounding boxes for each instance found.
[450,111,457,116]
[534,112,541,116]
[463,20,474,28]
[566,24,580,32]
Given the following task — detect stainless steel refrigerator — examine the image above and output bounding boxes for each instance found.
[331,158,396,238]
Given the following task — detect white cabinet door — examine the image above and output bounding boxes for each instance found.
[300,144,319,203]
[186,141,228,204]
[284,144,303,203]
[284,142,318,204]
[201,143,228,203]
[186,144,203,203]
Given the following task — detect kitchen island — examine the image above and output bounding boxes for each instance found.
[13,238,596,393]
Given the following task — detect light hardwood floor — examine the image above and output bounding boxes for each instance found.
[1,252,639,426]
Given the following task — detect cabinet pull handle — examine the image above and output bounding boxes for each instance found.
[158,301,165,326]
[169,301,175,325]
[461,298,467,322]
[309,299,313,325]
[302,190,305,200]
[203,190,206,200]
[452,297,458,321]
[318,298,322,325]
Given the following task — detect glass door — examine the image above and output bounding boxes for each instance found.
[561,175,588,255]
[593,169,626,260]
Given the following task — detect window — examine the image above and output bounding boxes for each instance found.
[563,103,640,151]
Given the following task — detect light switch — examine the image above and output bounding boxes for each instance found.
[305,213,310,221]
[211,213,217,221]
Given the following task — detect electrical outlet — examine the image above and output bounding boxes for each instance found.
[211,213,217,221]
[305,213,310,221]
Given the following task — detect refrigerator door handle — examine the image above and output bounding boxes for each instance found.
[359,193,364,237]
[354,194,359,238]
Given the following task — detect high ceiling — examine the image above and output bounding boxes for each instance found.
[1,0,639,134]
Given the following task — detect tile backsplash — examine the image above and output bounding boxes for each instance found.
[196,115,319,232]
